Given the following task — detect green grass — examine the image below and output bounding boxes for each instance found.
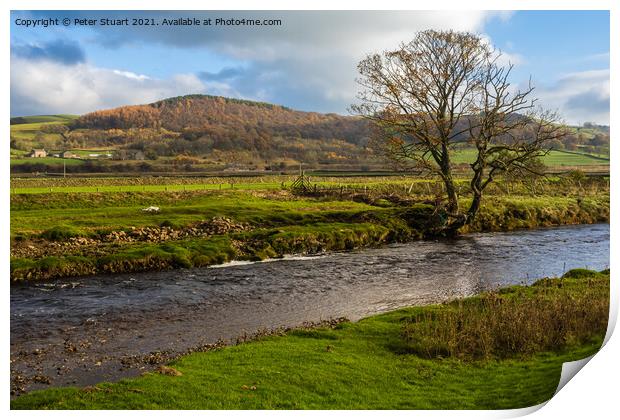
[11,271,607,409]
[8,171,608,195]
[10,115,78,152]
[9,157,86,167]
[10,182,285,194]
[11,188,608,240]
[9,175,419,194]
[11,114,78,125]
[10,118,74,142]
[450,148,608,166]
[9,180,409,195]
[10,191,378,238]
[541,150,609,165]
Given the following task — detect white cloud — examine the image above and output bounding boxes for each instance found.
[479,34,525,67]
[12,11,506,115]
[10,58,209,115]
[585,52,610,62]
[191,11,507,114]
[111,70,151,81]
[532,69,609,125]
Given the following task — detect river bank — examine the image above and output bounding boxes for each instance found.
[11,268,610,409]
[10,224,609,397]
[10,188,609,282]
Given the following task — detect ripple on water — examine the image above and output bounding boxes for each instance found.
[11,224,609,342]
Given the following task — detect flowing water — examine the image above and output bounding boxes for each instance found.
[10,223,609,394]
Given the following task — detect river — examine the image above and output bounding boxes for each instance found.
[10,223,609,394]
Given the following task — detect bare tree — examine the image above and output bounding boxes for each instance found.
[351,30,567,235]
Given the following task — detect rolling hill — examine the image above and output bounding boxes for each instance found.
[9,95,609,174]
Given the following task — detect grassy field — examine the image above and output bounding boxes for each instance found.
[11,181,289,194]
[10,115,76,141]
[9,175,609,281]
[11,124,63,141]
[10,175,609,240]
[450,148,609,166]
[9,157,86,167]
[540,150,609,165]
[11,191,378,237]
[11,269,609,409]
[8,172,608,195]
[9,190,610,239]
[10,178,417,194]
[10,115,77,124]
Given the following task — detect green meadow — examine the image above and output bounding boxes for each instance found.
[449,148,608,167]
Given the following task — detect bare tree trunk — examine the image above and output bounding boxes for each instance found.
[467,192,483,223]
[439,146,466,237]
[444,174,459,215]
[440,143,459,215]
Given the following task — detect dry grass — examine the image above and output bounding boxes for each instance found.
[402,269,609,360]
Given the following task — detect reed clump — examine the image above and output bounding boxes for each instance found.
[402,269,609,360]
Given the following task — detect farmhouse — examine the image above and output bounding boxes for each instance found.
[28,149,47,158]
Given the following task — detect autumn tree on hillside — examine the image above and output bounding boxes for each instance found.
[352,30,567,235]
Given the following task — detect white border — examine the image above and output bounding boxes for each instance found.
[2,1,616,419]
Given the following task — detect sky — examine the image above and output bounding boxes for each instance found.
[10,10,610,125]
